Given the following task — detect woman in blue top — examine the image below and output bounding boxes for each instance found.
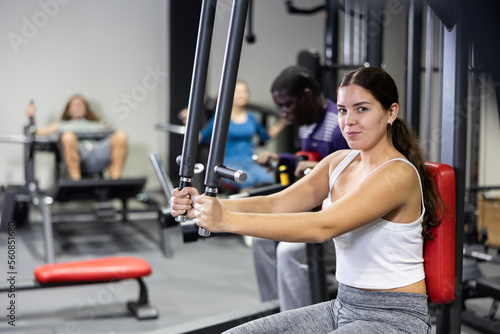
[200,81,285,192]
[171,67,442,333]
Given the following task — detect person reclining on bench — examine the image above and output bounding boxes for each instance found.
[25,95,128,180]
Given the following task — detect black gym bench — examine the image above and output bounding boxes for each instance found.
[2,178,147,263]
[40,177,147,263]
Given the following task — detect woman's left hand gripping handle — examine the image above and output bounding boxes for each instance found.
[171,187,199,220]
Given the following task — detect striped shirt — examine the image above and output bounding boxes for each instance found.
[298,99,349,159]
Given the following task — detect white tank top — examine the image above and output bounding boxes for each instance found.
[322,150,425,289]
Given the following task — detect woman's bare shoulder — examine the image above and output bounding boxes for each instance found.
[324,149,354,166]
[313,149,354,179]
[365,158,420,190]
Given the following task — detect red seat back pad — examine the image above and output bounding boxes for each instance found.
[424,162,456,304]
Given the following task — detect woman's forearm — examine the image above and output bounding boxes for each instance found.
[221,195,277,214]
[224,210,327,243]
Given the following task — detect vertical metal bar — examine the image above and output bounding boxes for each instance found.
[203,0,250,235]
[39,196,55,263]
[176,0,217,223]
[307,243,328,304]
[437,3,467,332]
[424,4,434,155]
[365,0,383,68]
[24,117,36,188]
[353,1,361,65]
[343,0,351,65]
[464,72,481,242]
[168,1,202,179]
[406,0,423,134]
[360,0,367,63]
[436,21,444,161]
[149,153,174,203]
[324,0,339,99]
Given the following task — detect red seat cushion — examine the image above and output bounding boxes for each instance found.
[424,162,456,304]
[34,256,152,284]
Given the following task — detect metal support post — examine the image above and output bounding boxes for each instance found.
[437,4,468,332]
[406,0,423,134]
[36,195,55,264]
[324,0,339,99]
[365,0,384,68]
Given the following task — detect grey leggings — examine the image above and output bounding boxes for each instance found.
[224,284,431,334]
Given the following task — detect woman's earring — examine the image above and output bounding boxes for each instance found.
[390,121,393,126]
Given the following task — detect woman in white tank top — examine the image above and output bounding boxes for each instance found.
[171,67,442,333]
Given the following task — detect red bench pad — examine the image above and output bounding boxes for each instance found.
[424,162,456,304]
[34,257,152,284]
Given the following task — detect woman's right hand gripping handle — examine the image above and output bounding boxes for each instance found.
[170,187,200,219]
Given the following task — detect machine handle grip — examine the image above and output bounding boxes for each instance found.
[198,187,218,237]
[252,154,278,170]
[175,178,192,223]
[214,165,247,184]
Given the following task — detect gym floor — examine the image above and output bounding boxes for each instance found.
[0,202,497,334]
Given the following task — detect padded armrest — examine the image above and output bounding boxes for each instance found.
[424,162,456,304]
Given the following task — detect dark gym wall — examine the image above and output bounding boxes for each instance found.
[168,0,203,180]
